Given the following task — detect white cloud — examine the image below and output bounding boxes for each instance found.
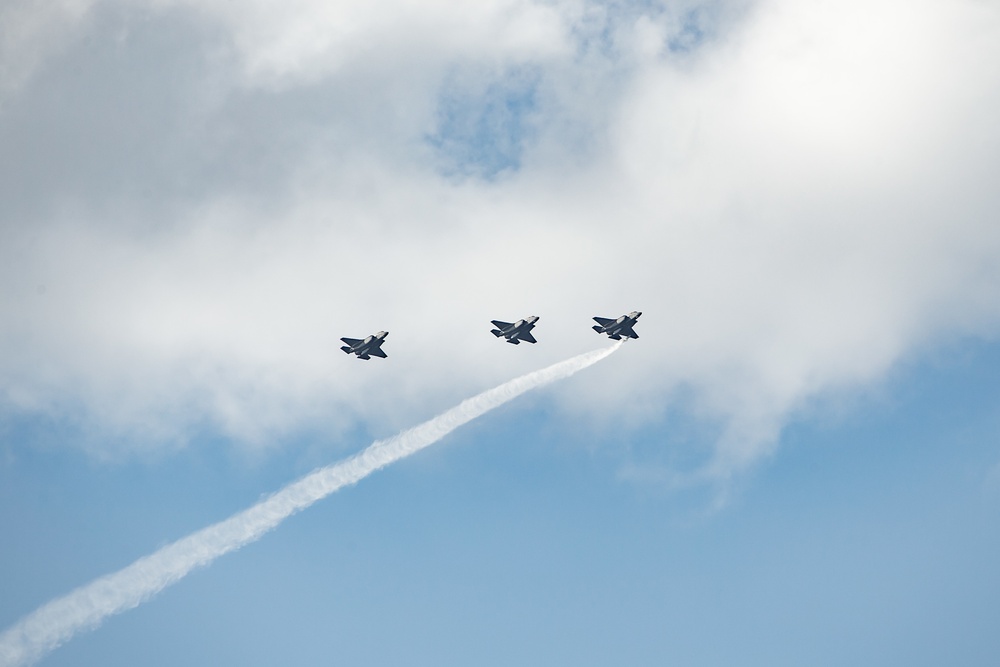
[154,0,575,87]
[0,0,98,98]
[1,0,999,480]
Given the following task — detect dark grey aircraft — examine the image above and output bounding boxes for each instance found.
[340,331,389,359]
[490,316,540,345]
[592,311,642,340]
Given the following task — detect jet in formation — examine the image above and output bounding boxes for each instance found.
[341,311,641,359]
[340,331,389,360]
[490,316,540,345]
[592,311,642,340]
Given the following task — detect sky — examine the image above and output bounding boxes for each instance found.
[1,0,999,664]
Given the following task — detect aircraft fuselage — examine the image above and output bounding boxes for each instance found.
[491,316,540,345]
[341,331,389,359]
[593,311,641,340]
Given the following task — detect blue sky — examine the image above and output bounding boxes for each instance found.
[2,0,1000,664]
[3,337,999,665]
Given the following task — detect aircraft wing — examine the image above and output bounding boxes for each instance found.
[593,317,615,326]
[368,346,387,358]
[340,337,363,346]
[520,331,537,344]
[621,327,638,339]
[491,320,512,330]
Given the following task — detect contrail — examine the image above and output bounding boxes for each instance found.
[0,342,620,667]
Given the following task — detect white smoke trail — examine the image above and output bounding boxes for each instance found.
[0,342,620,667]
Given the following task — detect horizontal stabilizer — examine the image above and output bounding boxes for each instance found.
[340,346,353,354]
[507,339,520,345]
[491,329,504,337]
[358,354,370,360]
[592,325,604,333]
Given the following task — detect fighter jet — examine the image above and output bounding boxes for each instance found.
[340,331,389,360]
[592,311,641,340]
[490,316,540,345]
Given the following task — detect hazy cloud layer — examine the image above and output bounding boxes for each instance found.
[2,0,999,480]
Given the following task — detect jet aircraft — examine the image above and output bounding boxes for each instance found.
[490,316,540,345]
[340,331,389,359]
[592,311,641,340]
